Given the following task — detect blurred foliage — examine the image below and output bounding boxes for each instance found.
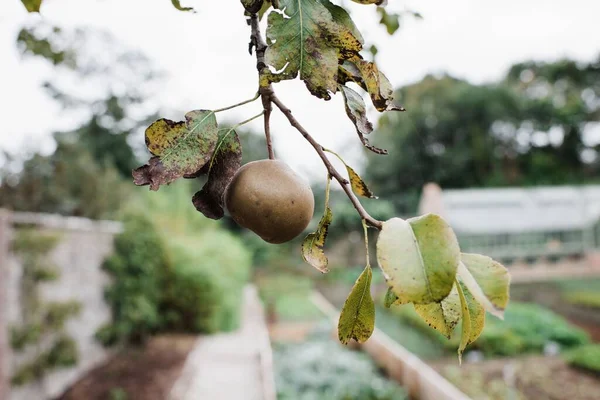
[97,213,169,346]
[382,301,589,357]
[257,273,323,322]
[99,185,252,344]
[565,344,600,373]
[9,230,81,385]
[563,292,600,309]
[275,324,407,400]
[367,55,600,214]
[11,336,78,386]
[0,135,129,220]
[164,230,251,332]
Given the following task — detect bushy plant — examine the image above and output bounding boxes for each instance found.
[385,301,589,357]
[163,230,251,333]
[97,213,169,345]
[564,344,600,373]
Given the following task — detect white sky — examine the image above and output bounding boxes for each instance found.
[0,0,599,179]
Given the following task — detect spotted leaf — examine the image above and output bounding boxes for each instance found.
[133,110,218,191]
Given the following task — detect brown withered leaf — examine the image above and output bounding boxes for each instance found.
[339,84,388,155]
[192,128,242,220]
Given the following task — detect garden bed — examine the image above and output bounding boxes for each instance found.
[272,322,408,400]
[435,355,600,400]
[57,335,196,400]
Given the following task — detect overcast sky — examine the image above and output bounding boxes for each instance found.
[1,0,599,179]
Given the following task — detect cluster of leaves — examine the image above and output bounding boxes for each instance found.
[274,324,407,400]
[97,213,169,345]
[335,216,510,361]
[383,301,589,357]
[10,230,81,385]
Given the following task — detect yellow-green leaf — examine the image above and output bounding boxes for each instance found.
[171,0,194,12]
[265,0,363,99]
[376,215,460,304]
[133,110,218,191]
[338,266,375,344]
[301,206,333,273]
[339,58,404,112]
[346,165,377,199]
[414,283,461,339]
[456,281,485,363]
[460,253,510,317]
[383,287,398,308]
[21,0,42,12]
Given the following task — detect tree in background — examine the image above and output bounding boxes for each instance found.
[365,56,600,214]
[0,22,161,217]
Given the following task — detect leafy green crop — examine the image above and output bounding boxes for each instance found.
[275,326,407,400]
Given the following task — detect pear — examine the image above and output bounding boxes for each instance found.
[225,160,314,244]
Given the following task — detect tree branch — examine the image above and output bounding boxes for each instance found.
[250,13,276,160]
[270,94,383,229]
[247,12,383,230]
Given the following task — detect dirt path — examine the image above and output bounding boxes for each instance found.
[168,285,276,400]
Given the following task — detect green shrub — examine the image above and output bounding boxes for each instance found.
[275,325,407,400]
[499,303,590,350]
[163,231,251,333]
[98,213,170,345]
[565,344,600,373]
[385,301,589,357]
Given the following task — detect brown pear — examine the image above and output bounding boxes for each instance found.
[225,159,315,244]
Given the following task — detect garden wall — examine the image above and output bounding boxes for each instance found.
[0,210,122,400]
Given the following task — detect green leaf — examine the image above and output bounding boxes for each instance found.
[376,215,460,304]
[301,206,333,273]
[414,283,461,339]
[241,0,264,13]
[339,58,404,112]
[192,128,242,220]
[133,110,218,191]
[377,8,400,35]
[460,253,510,317]
[383,287,398,308]
[21,0,42,12]
[456,281,485,363]
[265,0,363,99]
[340,85,388,155]
[338,266,375,344]
[346,165,377,199]
[171,0,194,12]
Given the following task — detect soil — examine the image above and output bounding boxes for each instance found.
[433,355,600,400]
[57,335,197,400]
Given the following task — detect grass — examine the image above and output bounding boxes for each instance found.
[257,273,323,322]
